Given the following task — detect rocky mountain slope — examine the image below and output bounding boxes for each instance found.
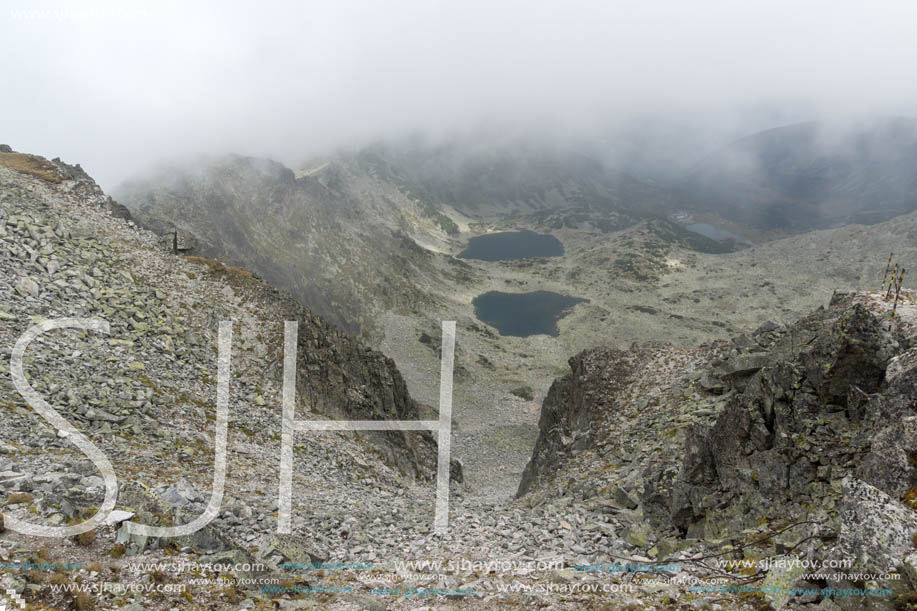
[349,139,675,218]
[518,289,917,610]
[114,153,453,339]
[113,148,717,502]
[0,151,467,609]
[1,148,754,611]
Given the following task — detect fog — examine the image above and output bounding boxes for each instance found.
[3,0,917,189]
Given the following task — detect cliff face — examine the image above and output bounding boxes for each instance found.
[518,290,917,607]
[289,303,442,479]
[516,345,651,497]
[669,296,905,535]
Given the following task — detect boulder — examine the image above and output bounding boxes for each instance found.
[106,197,132,221]
[902,551,917,587]
[801,304,890,406]
[857,416,917,499]
[761,555,806,610]
[160,477,202,508]
[837,477,917,573]
[716,352,769,377]
[15,276,39,298]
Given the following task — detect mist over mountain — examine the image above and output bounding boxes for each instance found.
[6,1,917,189]
[679,116,917,231]
[120,115,917,244]
[343,136,678,217]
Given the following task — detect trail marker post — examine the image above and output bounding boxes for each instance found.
[882,252,894,290]
[886,264,899,300]
[892,268,905,320]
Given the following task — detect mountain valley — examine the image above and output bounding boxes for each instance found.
[1,129,916,610]
[115,136,917,505]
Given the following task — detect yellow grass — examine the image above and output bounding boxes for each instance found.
[0,152,62,183]
[182,255,258,286]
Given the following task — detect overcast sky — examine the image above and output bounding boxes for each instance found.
[3,0,917,188]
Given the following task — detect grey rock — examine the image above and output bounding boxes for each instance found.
[517,346,646,497]
[754,320,782,335]
[160,477,201,507]
[837,477,917,573]
[612,486,639,510]
[104,510,136,526]
[15,276,38,298]
[902,550,917,587]
[761,555,806,610]
[716,353,769,378]
[698,372,724,393]
[85,408,125,423]
[857,416,917,498]
[885,348,917,384]
[259,533,328,567]
[33,472,78,489]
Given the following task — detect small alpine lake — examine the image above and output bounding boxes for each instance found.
[458,230,564,261]
[472,291,587,337]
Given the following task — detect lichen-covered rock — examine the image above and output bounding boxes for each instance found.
[837,477,917,573]
[715,352,769,378]
[884,347,917,384]
[801,303,892,406]
[902,551,917,587]
[669,301,898,539]
[761,555,806,610]
[14,276,38,298]
[857,352,917,498]
[518,288,917,611]
[516,346,646,497]
[857,416,917,499]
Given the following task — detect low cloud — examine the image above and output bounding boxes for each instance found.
[2,0,917,188]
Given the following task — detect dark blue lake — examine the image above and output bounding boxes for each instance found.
[472,291,587,337]
[458,230,564,261]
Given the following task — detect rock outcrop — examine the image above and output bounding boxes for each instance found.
[516,345,650,497]
[519,289,917,608]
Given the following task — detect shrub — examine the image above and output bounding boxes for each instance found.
[74,591,94,610]
[511,385,535,401]
[6,492,33,505]
[74,529,96,546]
